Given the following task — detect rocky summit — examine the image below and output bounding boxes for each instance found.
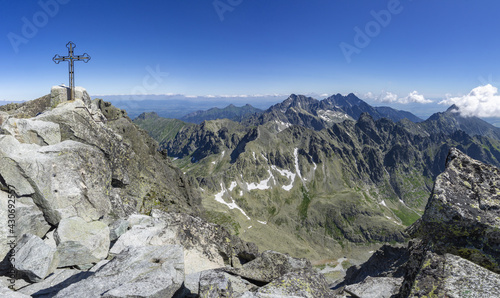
[333,148,500,297]
[0,87,336,297]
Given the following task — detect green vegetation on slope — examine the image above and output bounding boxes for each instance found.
[133,112,192,144]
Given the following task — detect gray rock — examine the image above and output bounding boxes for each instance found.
[409,148,500,272]
[40,94,201,217]
[50,85,70,108]
[185,269,255,297]
[109,219,164,255]
[109,219,129,242]
[223,250,311,283]
[111,211,258,275]
[343,276,403,298]
[184,271,203,295]
[50,86,91,108]
[54,245,184,298]
[89,260,109,272]
[199,270,234,297]
[35,141,112,224]
[55,217,110,267]
[0,151,35,197]
[18,268,88,297]
[15,197,51,240]
[12,234,59,282]
[0,111,9,126]
[0,286,31,298]
[1,118,61,145]
[19,261,108,297]
[0,135,112,225]
[405,251,500,297]
[43,230,57,248]
[256,268,333,298]
[0,190,16,260]
[127,213,156,228]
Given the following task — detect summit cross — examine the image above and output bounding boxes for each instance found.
[53,41,91,101]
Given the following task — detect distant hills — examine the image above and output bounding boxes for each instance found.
[180,104,263,124]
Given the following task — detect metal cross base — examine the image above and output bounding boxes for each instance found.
[53,41,91,101]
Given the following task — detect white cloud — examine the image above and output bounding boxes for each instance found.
[439,84,500,118]
[365,90,432,104]
[404,91,433,104]
[380,91,399,103]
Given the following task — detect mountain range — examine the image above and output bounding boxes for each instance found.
[180,104,263,124]
[136,92,500,261]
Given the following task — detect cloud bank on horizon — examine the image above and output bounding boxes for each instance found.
[365,90,433,104]
[440,84,500,118]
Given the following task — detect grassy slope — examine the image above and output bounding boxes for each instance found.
[133,116,191,145]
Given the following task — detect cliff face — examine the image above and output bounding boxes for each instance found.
[337,148,500,297]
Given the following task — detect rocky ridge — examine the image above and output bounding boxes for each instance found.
[0,87,336,297]
[180,103,263,124]
[334,148,500,297]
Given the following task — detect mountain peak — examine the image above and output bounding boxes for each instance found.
[446,104,459,113]
[136,111,159,120]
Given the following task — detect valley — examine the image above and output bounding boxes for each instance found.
[136,92,500,264]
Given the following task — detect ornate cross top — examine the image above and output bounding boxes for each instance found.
[53,41,91,101]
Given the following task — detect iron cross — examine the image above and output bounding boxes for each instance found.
[53,41,91,101]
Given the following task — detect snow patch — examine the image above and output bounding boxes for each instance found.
[228,181,237,191]
[261,153,268,162]
[271,165,296,191]
[211,161,216,165]
[248,226,252,229]
[214,183,250,220]
[221,151,225,158]
[252,152,256,160]
[380,200,387,207]
[294,148,303,180]
[247,170,273,191]
[317,109,350,122]
[274,120,292,132]
[257,220,267,225]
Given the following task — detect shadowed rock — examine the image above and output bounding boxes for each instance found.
[12,234,59,283]
[54,245,184,298]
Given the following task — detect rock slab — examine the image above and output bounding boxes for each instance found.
[12,234,58,283]
[54,245,184,298]
[55,217,110,267]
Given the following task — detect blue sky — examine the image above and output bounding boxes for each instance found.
[1,0,500,117]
